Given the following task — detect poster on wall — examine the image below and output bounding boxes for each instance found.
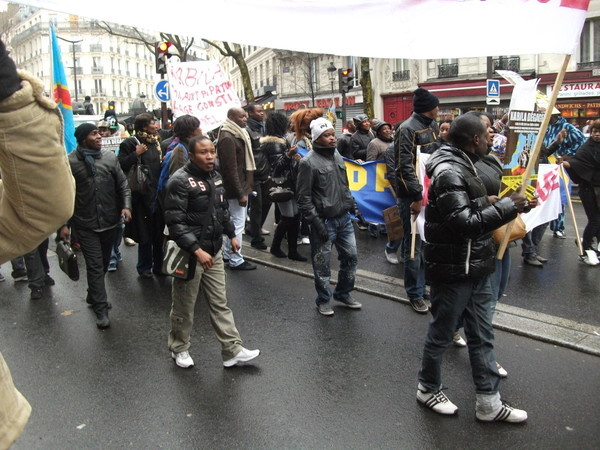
[501,110,545,198]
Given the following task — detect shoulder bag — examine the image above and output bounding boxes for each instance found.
[127,137,150,194]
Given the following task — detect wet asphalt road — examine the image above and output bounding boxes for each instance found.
[1,237,599,449]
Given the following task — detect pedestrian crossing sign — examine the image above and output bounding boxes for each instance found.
[487,79,500,97]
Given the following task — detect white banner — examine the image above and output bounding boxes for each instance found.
[13,0,590,58]
[166,61,241,131]
[521,164,562,232]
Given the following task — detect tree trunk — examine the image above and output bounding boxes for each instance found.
[360,57,374,119]
[202,40,254,103]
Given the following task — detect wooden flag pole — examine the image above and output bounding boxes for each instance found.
[496,54,571,260]
[559,164,584,256]
[410,147,421,260]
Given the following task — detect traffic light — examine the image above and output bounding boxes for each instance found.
[155,41,173,74]
[338,68,354,94]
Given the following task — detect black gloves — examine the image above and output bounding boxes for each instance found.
[311,218,329,242]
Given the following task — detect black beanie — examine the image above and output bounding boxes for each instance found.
[413,88,439,114]
[75,123,98,144]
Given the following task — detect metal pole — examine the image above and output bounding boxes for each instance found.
[342,91,347,125]
[160,73,169,130]
[486,56,493,114]
[72,42,78,102]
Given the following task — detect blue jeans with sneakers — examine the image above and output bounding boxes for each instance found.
[309,213,358,305]
[418,275,501,394]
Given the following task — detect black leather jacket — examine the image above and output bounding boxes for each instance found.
[394,112,439,201]
[296,145,357,222]
[164,162,235,256]
[247,118,270,182]
[261,135,298,186]
[424,145,518,283]
[350,128,374,161]
[68,148,131,231]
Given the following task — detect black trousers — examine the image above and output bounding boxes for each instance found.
[247,180,272,245]
[77,227,116,314]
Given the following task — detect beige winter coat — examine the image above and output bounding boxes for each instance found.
[0,71,75,264]
[0,352,31,448]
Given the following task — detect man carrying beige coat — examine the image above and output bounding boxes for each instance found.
[0,38,75,447]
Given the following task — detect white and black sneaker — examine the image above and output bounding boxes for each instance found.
[476,400,527,423]
[417,387,458,415]
[171,351,194,368]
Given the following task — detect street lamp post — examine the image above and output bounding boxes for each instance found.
[57,35,82,102]
[327,62,337,125]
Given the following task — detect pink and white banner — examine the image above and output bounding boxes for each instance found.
[14,0,590,58]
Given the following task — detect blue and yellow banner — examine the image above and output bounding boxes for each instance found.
[50,25,76,153]
[297,148,394,223]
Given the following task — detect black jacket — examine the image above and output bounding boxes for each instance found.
[247,118,270,182]
[336,132,354,159]
[164,162,235,257]
[394,112,439,201]
[424,146,518,283]
[68,148,131,231]
[350,128,374,161]
[383,143,398,195]
[296,145,357,222]
[261,135,298,186]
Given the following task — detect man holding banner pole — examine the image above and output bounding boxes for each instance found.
[394,88,440,314]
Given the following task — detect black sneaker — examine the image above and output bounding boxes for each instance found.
[30,287,43,300]
[95,312,110,329]
[333,295,362,309]
[410,298,429,314]
[11,269,27,282]
[44,275,55,286]
[230,261,257,271]
[251,242,268,250]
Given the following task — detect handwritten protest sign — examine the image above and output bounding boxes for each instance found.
[167,61,241,131]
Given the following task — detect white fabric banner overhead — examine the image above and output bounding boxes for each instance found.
[166,61,241,131]
[14,0,590,58]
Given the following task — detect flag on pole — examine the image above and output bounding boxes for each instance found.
[326,101,336,128]
[521,164,562,232]
[50,25,76,153]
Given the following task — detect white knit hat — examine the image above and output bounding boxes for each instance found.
[310,117,334,142]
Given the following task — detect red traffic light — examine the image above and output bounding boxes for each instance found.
[341,69,352,76]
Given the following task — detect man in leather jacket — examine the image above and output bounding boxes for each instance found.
[394,87,440,314]
[164,135,260,369]
[60,124,132,329]
[297,118,362,316]
[416,114,529,423]
[245,103,272,249]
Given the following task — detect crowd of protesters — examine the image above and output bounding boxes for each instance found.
[3,31,600,443]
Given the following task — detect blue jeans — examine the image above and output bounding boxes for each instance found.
[222,200,247,267]
[419,275,501,394]
[309,213,358,305]
[521,222,549,257]
[489,251,511,307]
[399,198,425,300]
[550,207,565,233]
[110,223,124,266]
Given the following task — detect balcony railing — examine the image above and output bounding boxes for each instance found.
[92,67,103,74]
[392,70,410,81]
[89,44,102,52]
[577,61,600,70]
[92,90,106,97]
[70,67,83,75]
[438,63,459,78]
[493,56,520,72]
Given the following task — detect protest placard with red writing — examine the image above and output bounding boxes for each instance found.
[167,61,241,131]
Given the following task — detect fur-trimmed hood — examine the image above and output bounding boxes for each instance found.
[259,135,287,145]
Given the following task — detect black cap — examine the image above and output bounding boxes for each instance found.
[74,123,98,144]
[413,88,439,114]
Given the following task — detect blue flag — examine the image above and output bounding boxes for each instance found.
[50,25,76,153]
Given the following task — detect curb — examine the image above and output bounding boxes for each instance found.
[243,246,600,357]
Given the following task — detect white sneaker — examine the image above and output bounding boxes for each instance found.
[171,351,194,368]
[496,362,508,378]
[260,228,270,235]
[417,388,458,415]
[581,249,600,266]
[301,237,310,245]
[385,250,399,265]
[476,400,527,423]
[223,347,260,367]
[453,332,467,347]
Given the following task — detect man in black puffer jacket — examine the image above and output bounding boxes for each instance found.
[164,136,260,370]
[416,114,529,423]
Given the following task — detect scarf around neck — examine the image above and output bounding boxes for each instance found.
[77,146,101,177]
[220,118,256,171]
